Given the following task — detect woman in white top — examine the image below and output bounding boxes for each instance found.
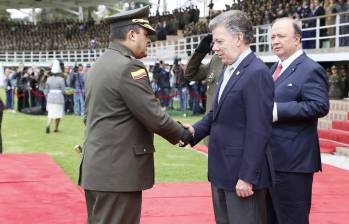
[44,59,65,133]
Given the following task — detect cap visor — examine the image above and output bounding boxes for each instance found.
[140,24,156,35]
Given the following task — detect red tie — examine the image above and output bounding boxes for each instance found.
[273,63,283,81]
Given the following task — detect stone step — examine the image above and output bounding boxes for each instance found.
[323,110,348,121]
[318,119,332,129]
[330,100,349,112]
[335,147,349,157]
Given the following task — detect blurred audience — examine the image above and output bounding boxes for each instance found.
[0,1,348,50]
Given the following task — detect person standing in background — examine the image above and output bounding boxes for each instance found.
[185,34,224,144]
[339,65,349,98]
[328,65,343,99]
[173,58,188,111]
[70,64,85,116]
[4,68,15,111]
[0,97,5,153]
[44,59,66,133]
[185,34,224,114]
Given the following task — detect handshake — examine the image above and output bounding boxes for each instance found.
[178,122,195,147]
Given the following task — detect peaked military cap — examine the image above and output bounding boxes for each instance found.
[105,6,155,34]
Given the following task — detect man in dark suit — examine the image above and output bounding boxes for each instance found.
[268,17,329,224]
[185,10,274,224]
[79,6,193,224]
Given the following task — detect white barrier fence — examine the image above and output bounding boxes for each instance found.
[0,12,349,66]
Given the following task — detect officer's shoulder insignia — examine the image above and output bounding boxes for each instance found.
[131,68,147,80]
[207,72,215,83]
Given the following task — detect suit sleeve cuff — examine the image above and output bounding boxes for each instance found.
[273,102,278,122]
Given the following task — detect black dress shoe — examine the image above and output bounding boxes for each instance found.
[46,126,50,134]
[54,129,59,132]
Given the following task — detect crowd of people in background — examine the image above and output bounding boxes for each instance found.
[0,20,110,51]
[146,59,349,115]
[0,1,349,115]
[0,0,348,51]
[149,59,206,115]
[185,0,349,47]
[0,5,200,51]
[3,63,89,116]
[2,60,349,116]
[150,5,201,40]
[2,58,207,116]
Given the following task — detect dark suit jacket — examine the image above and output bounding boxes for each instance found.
[270,53,329,173]
[192,52,275,191]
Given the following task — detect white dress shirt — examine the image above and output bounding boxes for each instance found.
[218,48,252,102]
[273,49,303,122]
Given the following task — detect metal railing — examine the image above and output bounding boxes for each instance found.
[0,11,348,66]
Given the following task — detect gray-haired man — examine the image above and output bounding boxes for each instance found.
[184,10,274,224]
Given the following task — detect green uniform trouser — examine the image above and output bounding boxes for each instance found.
[85,190,142,224]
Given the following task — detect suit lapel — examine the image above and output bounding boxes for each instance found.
[213,52,255,120]
[271,63,277,78]
[212,71,224,118]
[275,53,306,87]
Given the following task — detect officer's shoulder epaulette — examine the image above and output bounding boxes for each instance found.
[127,59,148,81]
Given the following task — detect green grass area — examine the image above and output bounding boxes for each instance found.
[2,109,207,184]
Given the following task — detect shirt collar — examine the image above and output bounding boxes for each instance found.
[278,49,303,71]
[230,48,252,71]
[108,41,135,59]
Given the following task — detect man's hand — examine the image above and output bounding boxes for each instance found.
[195,34,213,54]
[177,122,195,147]
[181,123,195,136]
[235,179,254,198]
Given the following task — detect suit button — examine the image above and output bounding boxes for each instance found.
[143,149,147,152]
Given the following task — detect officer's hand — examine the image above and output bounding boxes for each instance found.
[179,128,194,147]
[181,123,195,136]
[177,122,195,147]
[195,34,213,54]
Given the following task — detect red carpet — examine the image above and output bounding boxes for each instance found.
[310,165,349,224]
[0,154,86,224]
[141,183,214,224]
[1,153,349,223]
[192,145,208,154]
[189,146,349,224]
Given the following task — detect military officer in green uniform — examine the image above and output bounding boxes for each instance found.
[184,34,225,114]
[79,6,193,224]
[329,65,344,99]
[184,34,224,145]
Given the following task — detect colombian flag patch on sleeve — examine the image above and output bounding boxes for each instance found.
[131,69,147,80]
